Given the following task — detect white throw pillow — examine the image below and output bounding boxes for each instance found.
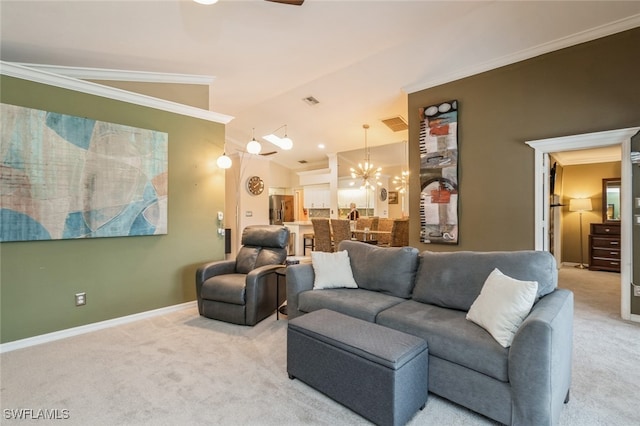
[311,250,358,290]
[466,268,538,348]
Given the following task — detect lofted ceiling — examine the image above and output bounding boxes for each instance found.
[1,0,639,174]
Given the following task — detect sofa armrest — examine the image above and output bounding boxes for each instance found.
[195,260,236,313]
[286,263,315,320]
[508,288,574,426]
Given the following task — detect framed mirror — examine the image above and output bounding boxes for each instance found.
[602,178,621,222]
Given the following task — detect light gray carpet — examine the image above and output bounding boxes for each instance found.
[1,267,638,425]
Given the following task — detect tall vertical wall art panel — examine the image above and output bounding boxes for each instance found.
[419,100,459,245]
[0,104,168,242]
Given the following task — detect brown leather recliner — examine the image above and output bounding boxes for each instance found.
[195,225,289,325]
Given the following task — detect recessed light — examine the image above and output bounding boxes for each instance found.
[318,144,325,149]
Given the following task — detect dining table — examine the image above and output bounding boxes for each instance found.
[351,229,391,243]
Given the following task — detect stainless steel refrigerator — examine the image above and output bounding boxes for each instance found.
[269,195,294,225]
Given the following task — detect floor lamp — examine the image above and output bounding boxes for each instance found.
[569,198,592,269]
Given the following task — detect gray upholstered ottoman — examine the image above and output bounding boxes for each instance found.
[287,309,428,426]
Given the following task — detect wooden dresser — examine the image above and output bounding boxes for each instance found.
[588,223,621,272]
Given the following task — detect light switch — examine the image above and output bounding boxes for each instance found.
[246,211,253,217]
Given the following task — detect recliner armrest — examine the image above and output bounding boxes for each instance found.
[195,260,236,314]
[244,264,284,325]
[196,260,236,286]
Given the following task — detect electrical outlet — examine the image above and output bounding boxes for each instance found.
[634,285,640,297]
[75,292,86,306]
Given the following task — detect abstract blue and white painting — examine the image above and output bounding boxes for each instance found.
[1,103,168,242]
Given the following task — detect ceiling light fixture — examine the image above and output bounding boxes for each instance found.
[216,143,232,169]
[246,128,262,155]
[193,0,219,5]
[350,124,382,191]
[263,125,293,150]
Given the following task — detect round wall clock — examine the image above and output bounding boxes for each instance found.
[246,175,264,195]
[380,187,388,201]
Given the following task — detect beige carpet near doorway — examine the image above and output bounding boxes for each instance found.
[1,267,638,425]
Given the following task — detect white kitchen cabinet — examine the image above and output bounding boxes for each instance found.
[338,188,368,208]
[303,187,331,208]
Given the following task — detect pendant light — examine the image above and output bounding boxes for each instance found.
[349,124,382,190]
[246,128,262,155]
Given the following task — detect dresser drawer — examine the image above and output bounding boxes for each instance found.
[590,257,621,269]
[591,248,620,259]
[591,223,620,236]
[591,237,620,249]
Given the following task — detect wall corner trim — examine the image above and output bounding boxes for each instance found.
[0,61,233,124]
[0,301,197,353]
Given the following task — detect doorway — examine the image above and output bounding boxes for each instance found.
[526,127,639,322]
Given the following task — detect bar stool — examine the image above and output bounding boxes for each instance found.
[303,233,315,255]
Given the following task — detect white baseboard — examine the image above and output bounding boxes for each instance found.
[0,301,197,354]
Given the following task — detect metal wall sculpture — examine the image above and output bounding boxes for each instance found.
[1,104,168,242]
[419,100,459,245]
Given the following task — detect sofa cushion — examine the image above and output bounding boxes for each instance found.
[298,288,405,322]
[466,268,538,348]
[413,250,557,311]
[235,246,260,274]
[311,250,358,289]
[201,274,247,305]
[376,300,509,382]
[338,240,419,299]
[255,247,287,268]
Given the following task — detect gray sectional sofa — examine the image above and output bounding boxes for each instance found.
[286,240,574,426]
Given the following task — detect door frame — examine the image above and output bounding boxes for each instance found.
[527,127,639,322]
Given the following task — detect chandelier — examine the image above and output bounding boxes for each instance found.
[350,124,382,190]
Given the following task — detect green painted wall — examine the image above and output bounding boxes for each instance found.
[0,76,227,343]
[408,28,640,253]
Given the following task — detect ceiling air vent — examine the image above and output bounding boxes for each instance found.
[302,96,320,106]
[381,116,408,132]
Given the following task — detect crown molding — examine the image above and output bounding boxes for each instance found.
[0,61,233,124]
[15,63,215,85]
[404,13,640,94]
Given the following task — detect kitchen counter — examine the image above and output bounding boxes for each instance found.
[283,222,314,256]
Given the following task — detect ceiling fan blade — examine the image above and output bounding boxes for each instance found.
[265,0,304,5]
[260,151,278,156]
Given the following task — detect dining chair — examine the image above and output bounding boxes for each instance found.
[390,219,409,247]
[356,216,378,232]
[331,219,352,249]
[303,232,315,255]
[311,218,333,252]
[377,218,394,246]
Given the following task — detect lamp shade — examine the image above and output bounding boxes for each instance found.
[216,153,232,169]
[246,139,262,154]
[569,198,592,212]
